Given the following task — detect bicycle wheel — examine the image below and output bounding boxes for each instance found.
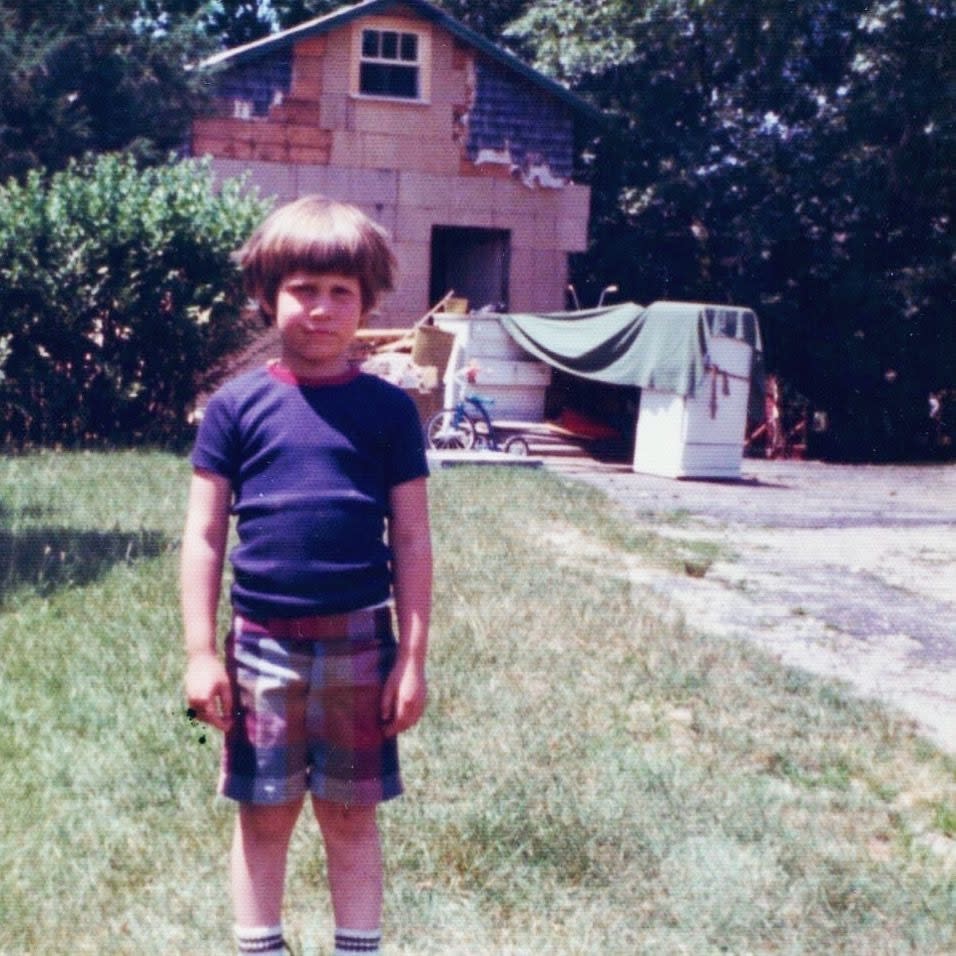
[504,435,530,456]
[426,409,476,450]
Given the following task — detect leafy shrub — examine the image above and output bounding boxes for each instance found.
[0,154,271,446]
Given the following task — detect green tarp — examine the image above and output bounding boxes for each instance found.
[497,301,762,397]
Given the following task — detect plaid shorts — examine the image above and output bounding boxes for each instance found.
[219,606,403,806]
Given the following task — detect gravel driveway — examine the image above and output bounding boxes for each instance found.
[561,458,956,753]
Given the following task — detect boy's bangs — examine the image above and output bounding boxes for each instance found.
[278,225,370,281]
[237,195,396,314]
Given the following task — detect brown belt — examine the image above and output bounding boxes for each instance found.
[236,606,389,640]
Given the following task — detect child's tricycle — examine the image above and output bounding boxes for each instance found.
[425,393,530,456]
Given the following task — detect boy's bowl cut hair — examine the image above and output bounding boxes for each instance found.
[236,195,397,318]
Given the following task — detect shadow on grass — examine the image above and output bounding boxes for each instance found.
[0,527,171,603]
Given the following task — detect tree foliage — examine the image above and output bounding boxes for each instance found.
[198,1,345,47]
[508,0,955,458]
[436,0,529,40]
[0,156,270,446]
[0,1,217,182]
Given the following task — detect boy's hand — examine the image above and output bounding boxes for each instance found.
[381,656,427,737]
[185,652,234,733]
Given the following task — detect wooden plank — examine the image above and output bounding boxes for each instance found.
[297,36,328,57]
[354,329,413,345]
[193,117,248,141]
[291,56,324,98]
[459,157,514,179]
[287,144,332,165]
[270,98,322,125]
[239,123,328,148]
[192,136,240,159]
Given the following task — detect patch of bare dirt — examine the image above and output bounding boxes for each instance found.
[559,459,956,754]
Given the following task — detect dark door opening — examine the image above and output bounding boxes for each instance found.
[430,226,510,312]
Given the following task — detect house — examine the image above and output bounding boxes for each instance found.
[190,0,601,327]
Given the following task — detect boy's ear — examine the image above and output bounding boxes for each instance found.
[360,294,381,328]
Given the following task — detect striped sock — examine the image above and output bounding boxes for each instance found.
[235,923,286,956]
[333,927,382,955]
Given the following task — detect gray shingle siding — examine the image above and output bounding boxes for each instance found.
[466,58,575,180]
[213,49,293,117]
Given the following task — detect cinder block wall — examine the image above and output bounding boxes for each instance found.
[195,14,590,327]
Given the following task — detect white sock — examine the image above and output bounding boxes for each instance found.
[334,927,382,955]
[235,923,286,955]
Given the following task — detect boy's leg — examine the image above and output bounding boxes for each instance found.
[312,797,383,930]
[231,798,304,929]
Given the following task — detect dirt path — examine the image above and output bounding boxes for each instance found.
[559,459,956,754]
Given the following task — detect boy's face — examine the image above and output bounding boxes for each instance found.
[270,271,366,378]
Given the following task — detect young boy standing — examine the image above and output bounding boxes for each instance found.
[181,196,431,956]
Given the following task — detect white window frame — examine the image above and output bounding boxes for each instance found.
[351,20,431,104]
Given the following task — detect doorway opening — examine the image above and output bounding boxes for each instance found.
[430,226,510,312]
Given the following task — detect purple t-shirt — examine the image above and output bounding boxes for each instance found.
[191,364,428,619]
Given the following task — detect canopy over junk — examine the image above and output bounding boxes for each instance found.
[365,299,763,478]
[497,301,762,394]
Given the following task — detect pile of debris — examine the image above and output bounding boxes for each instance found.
[354,292,461,424]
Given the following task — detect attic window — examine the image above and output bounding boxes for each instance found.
[359,28,421,99]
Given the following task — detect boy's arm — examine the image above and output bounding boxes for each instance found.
[181,468,234,732]
[382,476,432,737]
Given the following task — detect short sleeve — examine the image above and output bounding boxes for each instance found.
[191,387,239,482]
[381,385,429,490]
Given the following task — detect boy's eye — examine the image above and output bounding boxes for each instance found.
[286,281,316,296]
[283,279,357,299]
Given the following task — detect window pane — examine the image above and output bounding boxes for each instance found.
[360,63,418,99]
[361,63,387,94]
[361,29,379,57]
[400,33,418,62]
[389,64,418,98]
[381,31,398,60]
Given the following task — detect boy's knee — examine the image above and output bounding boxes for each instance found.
[312,799,377,841]
[238,800,302,842]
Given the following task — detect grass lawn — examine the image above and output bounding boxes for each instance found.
[1,451,954,955]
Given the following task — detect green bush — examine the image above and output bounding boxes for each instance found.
[0,154,271,446]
